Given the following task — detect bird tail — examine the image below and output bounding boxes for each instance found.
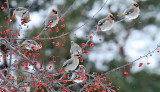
[67,80,73,82]
[57,68,65,73]
[18,44,23,47]
[117,14,125,16]
[36,26,49,37]
[10,13,16,22]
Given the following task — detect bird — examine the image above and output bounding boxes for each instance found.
[117,2,140,20]
[45,9,59,28]
[69,65,86,83]
[58,54,80,73]
[20,40,42,51]
[37,9,59,37]
[70,41,82,57]
[21,82,30,92]
[97,13,115,31]
[10,7,30,23]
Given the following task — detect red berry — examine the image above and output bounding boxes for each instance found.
[124,71,128,75]
[139,63,143,67]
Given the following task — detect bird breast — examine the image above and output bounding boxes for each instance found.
[100,20,114,31]
[15,10,29,19]
[125,7,140,19]
[64,59,79,71]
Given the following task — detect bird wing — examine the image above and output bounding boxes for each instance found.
[98,18,109,26]
[45,15,57,26]
[62,58,73,68]
[124,8,134,15]
[15,7,27,11]
[22,40,38,48]
[48,15,58,24]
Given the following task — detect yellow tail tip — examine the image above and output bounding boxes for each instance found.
[10,19,12,22]
[67,80,72,82]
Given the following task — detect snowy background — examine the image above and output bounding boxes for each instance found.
[1,0,160,74]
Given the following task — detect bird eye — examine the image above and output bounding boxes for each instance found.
[52,10,57,14]
[133,4,139,7]
[75,55,80,56]
[110,16,113,18]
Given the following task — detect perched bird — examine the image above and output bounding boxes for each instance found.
[69,65,86,83]
[70,41,82,57]
[20,40,42,51]
[97,13,114,31]
[58,54,80,73]
[21,82,30,92]
[117,2,140,20]
[10,7,30,23]
[45,9,59,28]
[37,9,59,37]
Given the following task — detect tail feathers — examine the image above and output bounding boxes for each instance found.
[57,68,65,73]
[67,80,73,82]
[117,14,125,16]
[18,44,28,47]
[36,26,49,37]
[18,44,22,47]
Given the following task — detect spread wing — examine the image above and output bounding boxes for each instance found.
[125,8,134,15]
[62,58,73,68]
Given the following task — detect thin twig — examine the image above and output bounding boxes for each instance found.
[101,45,160,76]
[59,0,76,19]
[6,0,13,77]
[0,38,41,73]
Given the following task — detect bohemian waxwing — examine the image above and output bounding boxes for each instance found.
[70,41,82,57]
[45,9,59,28]
[97,13,114,31]
[69,65,86,83]
[10,7,30,23]
[58,54,80,72]
[37,9,59,37]
[117,2,140,20]
[21,82,30,92]
[20,40,42,51]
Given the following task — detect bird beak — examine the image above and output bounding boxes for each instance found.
[10,13,15,22]
[112,17,115,20]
